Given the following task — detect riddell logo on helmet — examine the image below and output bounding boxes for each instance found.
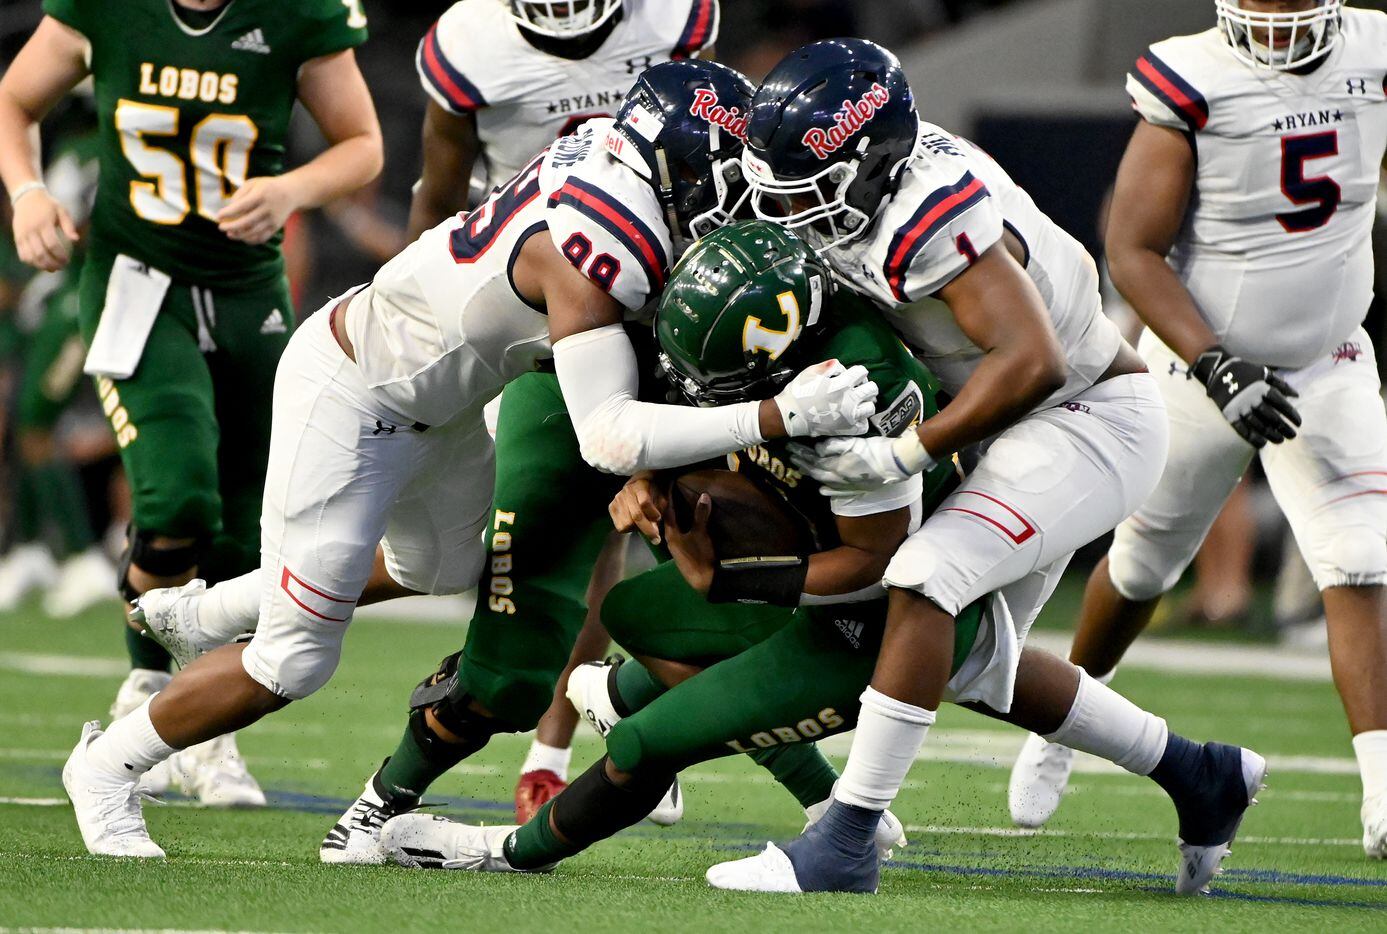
[802,82,891,159]
[688,88,749,142]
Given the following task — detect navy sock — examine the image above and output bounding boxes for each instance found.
[1148,732,1202,800]
[782,799,879,893]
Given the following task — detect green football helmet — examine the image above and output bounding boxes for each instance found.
[655,220,831,406]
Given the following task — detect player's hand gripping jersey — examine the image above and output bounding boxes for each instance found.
[1127,7,1387,368]
[815,126,1124,408]
[417,0,717,184]
[345,119,670,428]
[41,0,368,289]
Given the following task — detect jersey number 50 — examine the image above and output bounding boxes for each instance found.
[1277,131,1340,233]
[116,99,257,226]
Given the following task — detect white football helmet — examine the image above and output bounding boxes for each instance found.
[508,0,622,39]
[1215,0,1342,71]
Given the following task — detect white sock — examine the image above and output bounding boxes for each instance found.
[197,569,263,644]
[1352,730,1387,799]
[834,686,936,811]
[1045,670,1167,776]
[520,739,572,781]
[85,697,179,779]
[1094,668,1115,685]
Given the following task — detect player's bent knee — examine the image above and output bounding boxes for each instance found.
[240,633,343,701]
[1314,530,1387,591]
[1105,539,1183,603]
[118,525,206,600]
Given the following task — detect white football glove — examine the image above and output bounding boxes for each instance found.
[772,360,878,439]
[789,433,935,494]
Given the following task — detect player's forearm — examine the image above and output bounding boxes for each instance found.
[0,93,43,194]
[1108,245,1217,365]
[917,346,1063,460]
[279,133,382,212]
[803,545,893,598]
[554,324,765,474]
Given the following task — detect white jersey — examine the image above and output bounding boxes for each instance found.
[344,119,671,427]
[1127,8,1387,368]
[417,0,718,184]
[824,125,1123,406]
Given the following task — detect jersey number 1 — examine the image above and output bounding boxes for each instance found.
[1277,131,1340,233]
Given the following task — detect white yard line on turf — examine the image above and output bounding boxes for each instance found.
[903,824,1362,847]
[0,928,289,934]
[1023,631,1331,681]
[0,653,127,677]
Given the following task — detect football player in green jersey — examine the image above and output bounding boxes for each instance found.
[0,0,382,806]
[375,222,1264,898]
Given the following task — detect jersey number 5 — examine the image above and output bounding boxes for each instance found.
[1277,131,1340,233]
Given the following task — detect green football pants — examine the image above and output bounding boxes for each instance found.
[457,372,625,730]
[78,248,293,582]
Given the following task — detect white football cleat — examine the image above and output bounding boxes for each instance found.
[565,660,621,737]
[382,814,550,872]
[647,779,684,826]
[43,548,118,618]
[706,843,803,893]
[321,773,415,864]
[1008,733,1075,828]
[0,543,58,611]
[62,720,165,858]
[566,660,684,826]
[804,787,907,862]
[1175,745,1268,895]
[1362,792,1387,859]
[129,579,215,667]
[108,668,174,797]
[174,732,265,807]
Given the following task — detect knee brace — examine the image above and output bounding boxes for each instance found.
[118,524,204,601]
[1315,529,1387,590]
[408,651,509,753]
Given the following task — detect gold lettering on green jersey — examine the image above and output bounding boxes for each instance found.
[741,444,802,488]
[137,64,239,105]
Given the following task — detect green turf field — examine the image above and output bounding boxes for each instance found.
[1,595,1383,932]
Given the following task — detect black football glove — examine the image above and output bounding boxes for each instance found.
[1189,345,1301,447]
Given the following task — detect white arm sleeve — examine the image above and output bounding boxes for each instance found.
[553,324,765,475]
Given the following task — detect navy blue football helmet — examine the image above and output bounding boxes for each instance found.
[605,60,754,252]
[743,39,919,248]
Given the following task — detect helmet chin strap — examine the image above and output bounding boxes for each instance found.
[653,144,690,258]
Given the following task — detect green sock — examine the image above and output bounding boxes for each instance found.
[613,659,667,715]
[31,463,94,556]
[376,712,480,803]
[749,743,840,810]
[503,799,581,870]
[125,622,173,672]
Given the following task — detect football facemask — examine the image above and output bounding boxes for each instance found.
[1215,0,1342,71]
[508,0,622,39]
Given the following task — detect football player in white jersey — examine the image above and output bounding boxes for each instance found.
[60,60,878,859]
[1008,0,1387,859]
[410,0,718,237]
[705,39,1262,896]
[410,0,718,822]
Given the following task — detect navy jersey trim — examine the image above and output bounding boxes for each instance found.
[884,172,989,302]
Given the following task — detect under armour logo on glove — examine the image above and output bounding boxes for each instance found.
[1190,345,1301,448]
[772,360,878,439]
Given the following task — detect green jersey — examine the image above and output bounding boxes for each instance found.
[42,0,368,289]
[728,290,957,547]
